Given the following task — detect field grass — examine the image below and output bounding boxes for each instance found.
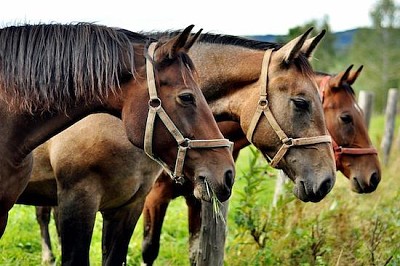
[0,114,399,265]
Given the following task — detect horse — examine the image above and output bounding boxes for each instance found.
[0,22,236,245]
[141,65,381,265]
[17,28,337,265]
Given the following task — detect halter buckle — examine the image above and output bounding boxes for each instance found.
[174,175,186,185]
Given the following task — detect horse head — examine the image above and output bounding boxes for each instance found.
[241,28,336,202]
[319,65,381,193]
[122,25,235,202]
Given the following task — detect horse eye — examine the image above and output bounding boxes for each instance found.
[178,93,195,105]
[291,98,309,111]
[340,114,353,124]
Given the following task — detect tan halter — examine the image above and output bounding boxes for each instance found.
[246,49,332,168]
[319,76,378,168]
[144,42,233,184]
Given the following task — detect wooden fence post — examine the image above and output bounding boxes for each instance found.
[358,90,374,129]
[195,200,229,266]
[380,88,398,165]
[272,170,289,208]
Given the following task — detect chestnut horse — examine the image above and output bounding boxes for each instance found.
[0,23,236,244]
[17,29,337,265]
[141,65,381,265]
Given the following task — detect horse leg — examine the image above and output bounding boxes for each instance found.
[52,206,61,244]
[36,206,56,265]
[57,189,98,266]
[142,173,175,265]
[0,155,33,237]
[101,202,143,266]
[186,195,202,266]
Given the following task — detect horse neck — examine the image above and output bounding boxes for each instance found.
[0,100,118,164]
[189,43,264,121]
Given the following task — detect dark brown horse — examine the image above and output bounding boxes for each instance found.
[141,65,381,265]
[0,23,236,244]
[18,29,337,265]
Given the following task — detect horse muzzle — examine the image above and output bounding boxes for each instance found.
[293,173,336,203]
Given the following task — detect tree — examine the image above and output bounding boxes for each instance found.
[279,17,343,74]
[349,0,400,112]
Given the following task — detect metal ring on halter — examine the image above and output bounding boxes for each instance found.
[283,138,294,147]
[334,146,343,154]
[178,138,191,148]
[148,98,162,110]
[258,99,268,107]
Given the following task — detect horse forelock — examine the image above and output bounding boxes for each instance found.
[0,23,137,113]
[291,54,315,80]
[178,53,198,89]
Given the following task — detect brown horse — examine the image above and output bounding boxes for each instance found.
[0,23,236,243]
[141,65,381,265]
[317,66,380,192]
[18,28,336,265]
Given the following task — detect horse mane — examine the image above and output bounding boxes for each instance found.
[0,23,140,113]
[128,29,314,78]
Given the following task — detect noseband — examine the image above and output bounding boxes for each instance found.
[319,76,378,167]
[246,49,332,168]
[144,42,233,184]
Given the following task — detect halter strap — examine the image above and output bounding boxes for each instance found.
[144,42,233,184]
[246,49,332,168]
[318,76,378,168]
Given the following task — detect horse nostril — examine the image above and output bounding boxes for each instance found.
[224,169,234,189]
[198,175,206,182]
[317,176,334,196]
[370,172,380,187]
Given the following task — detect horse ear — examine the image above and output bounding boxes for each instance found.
[301,30,326,59]
[168,24,195,59]
[184,28,202,50]
[347,65,363,85]
[156,25,194,60]
[328,65,353,88]
[276,27,314,64]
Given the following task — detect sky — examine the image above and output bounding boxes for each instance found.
[0,0,394,36]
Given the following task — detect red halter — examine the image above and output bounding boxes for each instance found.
[318,76,378,168]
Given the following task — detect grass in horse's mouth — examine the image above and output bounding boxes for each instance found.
[204,179,226,225]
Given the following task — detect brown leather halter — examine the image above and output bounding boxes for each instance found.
[246,49,332,168]
[144,42,233,184]
[319,76,378,167]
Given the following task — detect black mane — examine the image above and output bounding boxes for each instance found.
[0,23,143,113]
[122,29,283,50]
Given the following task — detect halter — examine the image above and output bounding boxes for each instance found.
[144,42,233,184]
[319,76,378,167]
[246,49,332,168]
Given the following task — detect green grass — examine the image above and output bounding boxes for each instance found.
[1,114,400,265]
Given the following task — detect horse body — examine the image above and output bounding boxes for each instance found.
[0,23,236,244]
[18,29,338,265]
